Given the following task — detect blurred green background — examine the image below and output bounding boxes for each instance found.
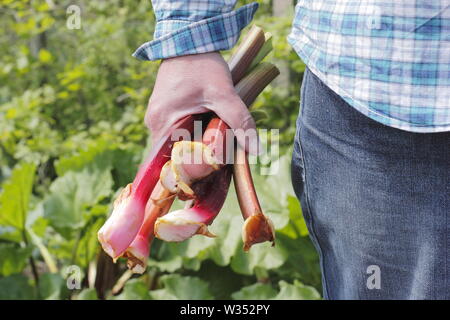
[0,0,320,300]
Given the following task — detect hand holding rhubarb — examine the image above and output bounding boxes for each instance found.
[145,52,259,155]
[154,62,280,242]
[98,26,279,272]
[97,116,197,260]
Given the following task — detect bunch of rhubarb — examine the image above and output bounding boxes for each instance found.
[98,26,279,274]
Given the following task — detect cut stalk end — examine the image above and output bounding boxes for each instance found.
[242,213,275,252]
[154,210,214,242]
[122,236,148,274]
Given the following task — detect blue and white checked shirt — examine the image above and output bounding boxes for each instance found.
[134,1,450,133]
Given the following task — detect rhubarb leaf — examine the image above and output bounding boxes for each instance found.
[43,164,113,237]
[230,240,288,275]
[194,261,251,299]
[251,154,293,229]
[0,225,22,243]
[0,244,32,276]
[38,273,65,300]
[231,280,320,300]
[55,143,140,188]
[149,275,213,300]
[231,283,277,300]
[148,245,184,272]
[55,140,111,176]
[112,279,151,300]
[0,274,36,300]
[75,288,98,300]
[75,217,106,267]
[0,162,36,231]
[274,280,321,300]
[278,195,309,238]
[183,212,242,267]
[273,234,322,290]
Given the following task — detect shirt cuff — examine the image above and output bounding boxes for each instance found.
[132,2,259,61]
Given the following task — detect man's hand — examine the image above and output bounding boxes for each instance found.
[145,52,258,153]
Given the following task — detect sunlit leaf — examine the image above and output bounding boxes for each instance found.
[0,244,32,276]
[38,49,52,64]
[112,279,150,300]
[149,275,213,300]
[274,280,321,300]
[75,288,98,300]
[231,283,277,300]
[0,162,36,231]
[43,163,113,237]
[38,273,65,300]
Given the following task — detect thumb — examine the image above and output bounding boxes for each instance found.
[210,95,261,156]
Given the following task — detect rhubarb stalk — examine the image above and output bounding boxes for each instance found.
[155,166,232,242]
[228,25,266,84]
[155,63,279,242]
[160,118,229,199]
[158,27,269,197]
[122,181,174,273]
[233,145,275,251]
[98,115,197,260]
[160,63,280,198]
[98,25,277,260]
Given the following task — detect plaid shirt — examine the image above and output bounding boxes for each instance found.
[134,1,450,133]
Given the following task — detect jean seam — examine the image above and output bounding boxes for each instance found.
[298,69,331,299]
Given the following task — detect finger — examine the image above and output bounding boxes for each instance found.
[210,95,261,155]
[147,106,208,146]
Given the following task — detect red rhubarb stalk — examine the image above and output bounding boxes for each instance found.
[161,63,280,198]
[98,116,196,260]
[98,26,272,258]
[228,25,266,84]
[122,181,174,273]
[233,145,275,251]
[155,63,280,242]
[158,27,266,197]
[160,118,229,199]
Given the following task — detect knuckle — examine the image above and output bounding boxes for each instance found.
[145,99,163,127]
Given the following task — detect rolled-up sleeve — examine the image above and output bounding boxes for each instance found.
[132,0,259,61]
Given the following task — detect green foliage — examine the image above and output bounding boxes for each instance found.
[0,244,32,276]
[0,274,36,300]
[0,0,319,300]
[231,280,321,300]
[275,280,321,300]
[231,283,277,300]
[149,275,214,300]
[75,288,98,300]
[0,163,36,231]
[113,279,152,300]
[43,161,113,237]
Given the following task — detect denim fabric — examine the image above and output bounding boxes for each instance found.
[291,68,449,300]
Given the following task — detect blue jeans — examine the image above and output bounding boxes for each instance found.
[291,68,449,300]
